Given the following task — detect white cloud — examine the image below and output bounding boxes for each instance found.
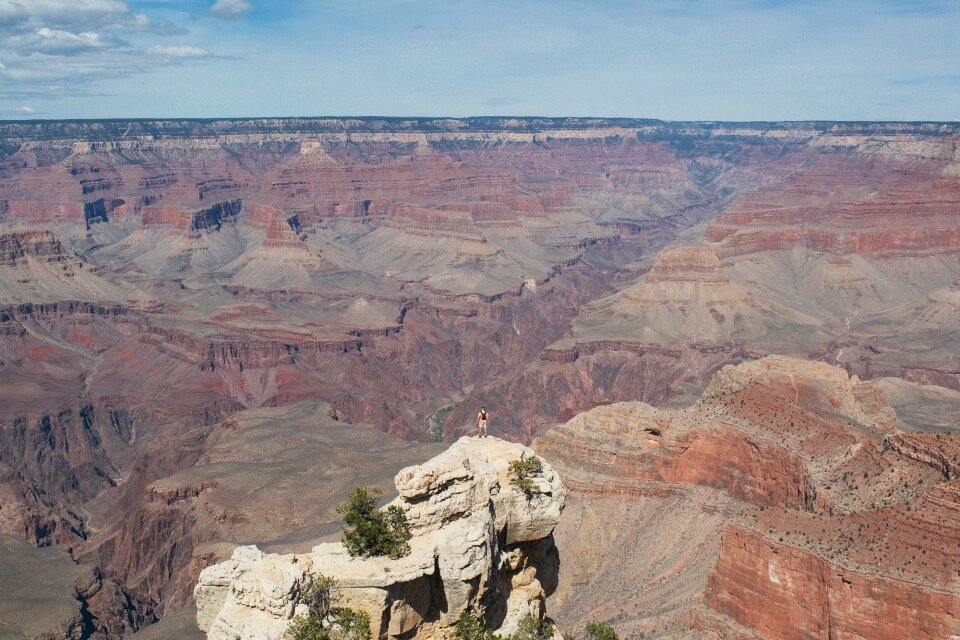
[149,45,209,59]
[0,0,163,33]
[209,0,253,20]
[0,0,206,100]
[0,104,39,116]
[14,27,113,55]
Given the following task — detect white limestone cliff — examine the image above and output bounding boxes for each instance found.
[195,436,566,640]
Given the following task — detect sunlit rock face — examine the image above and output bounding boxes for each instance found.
[536,356,960,639]
[195,436,565,640]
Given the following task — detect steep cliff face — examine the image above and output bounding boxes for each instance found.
[195,437,565,640]
[701,525,960,640]
[535,356,960,639]
[0,402,136,546]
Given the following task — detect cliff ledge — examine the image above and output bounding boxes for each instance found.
[194,436,565,639]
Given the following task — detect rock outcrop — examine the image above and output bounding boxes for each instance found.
[194,437,565,639]
[537,355,960,639]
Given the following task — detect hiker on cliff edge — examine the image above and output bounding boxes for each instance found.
[477,407,489,438]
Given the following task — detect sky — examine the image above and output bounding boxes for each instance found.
[0,0,958,121]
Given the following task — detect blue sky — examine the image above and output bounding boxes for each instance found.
[0,0,958,120]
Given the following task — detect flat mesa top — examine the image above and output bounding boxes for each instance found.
[0,117,958,142]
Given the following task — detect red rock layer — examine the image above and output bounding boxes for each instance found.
[0,129,784,253]
[536,356,960,639]
[704,525,960,640]
[657,429,813,509]
[706,156,960,259]
[2,200,86,223]
[645,245,730,284]
[0,229,71,265]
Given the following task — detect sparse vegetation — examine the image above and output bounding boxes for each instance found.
[301,572,337,620]
[287,573,371,640]
[425,403,459,442]
[287,613,329,640]
[452,612,556,640]
[453,610,496,640]
[508,456,544,497]
[510,616,555,640]
[336,486,411,559]
[328,607,372,640]
[584,621,619,640]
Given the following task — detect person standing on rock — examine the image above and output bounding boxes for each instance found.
[477,407,489,438]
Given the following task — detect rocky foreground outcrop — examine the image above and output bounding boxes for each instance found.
[194,437,565,639]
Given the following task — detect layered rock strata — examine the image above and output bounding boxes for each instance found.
[552,139,960,396]
[4,118,960,636]
[536,356,960,639]
[195,437,565,639]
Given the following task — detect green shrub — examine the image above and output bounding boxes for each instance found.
[287,613,329,640]
[329,607,371,640]
[584,621,618,640]
[301,571,336,620]
[287,572,335,640]
[287,574,371,640]
[453,610,496,640]
[508,457,544,497]
[452,611,557,640]
[336,486,411,559]
[425,404,458,442]
[510,615,554,640]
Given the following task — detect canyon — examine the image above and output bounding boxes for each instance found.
[1,117,959,639]
[538,356,960,639]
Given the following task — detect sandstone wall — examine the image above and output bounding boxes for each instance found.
[703,525,960,640]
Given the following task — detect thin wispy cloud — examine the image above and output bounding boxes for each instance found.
[0,104,41,117]
[0,0,213,104]
[9,27,120,56]
[149,45,210,59]
[0,0,183,34]
[209,0,253,20]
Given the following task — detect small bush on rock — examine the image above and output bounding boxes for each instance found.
[336,486,411,559]
[511,615,555,640]
[453,611,557,640]
[329,607,371,640]
[287,613,328,640]
[508,457,544,497]
[288,574,371,640]
[584,621,619,640]
[301,571,336,620]
[453,610,496,640]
